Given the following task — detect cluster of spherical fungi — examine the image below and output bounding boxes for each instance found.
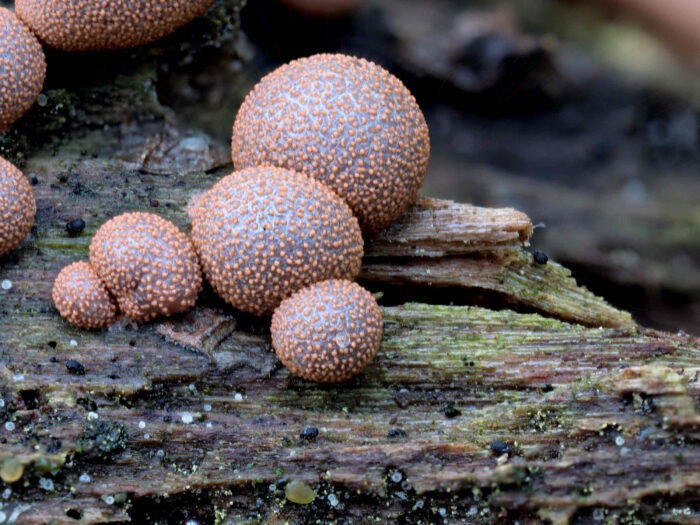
[53,213,203,330]
[1,1,219,265]
[0,3,430,383]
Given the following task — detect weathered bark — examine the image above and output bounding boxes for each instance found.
[1,2,699,524]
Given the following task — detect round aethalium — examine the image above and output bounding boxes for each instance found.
[15,0,216,51]
[0,7,46,132]
[0,156,35,258]
[89,212,202,322]
[271,279,383,383]
[190,166,364,316]
[52,262,118,330]
[231,53,430,233]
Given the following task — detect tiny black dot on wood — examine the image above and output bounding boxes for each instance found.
[66,218,86,236]
[533,250,548,265]
[30,176,38,185]
[491,439,512,456]
[47,341,57,348]
[387,428,407,438]
[66,359,85,375]
[66,509,82,520]
[77,397,97,411]
[49,356,57,363]
[149,199,159,208]
[299,426,319,441]
[443,403,461,418]
[542,384,554,392]
[46,436,62,453]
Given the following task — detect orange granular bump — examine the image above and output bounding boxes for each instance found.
[89,212,202,323]
[232,53,430,233]
[0,8,46,132]
[52,262,118,330]
[271,279,382,383]
[0,156,35,257]
[15,0,215,51]
[190,166,363,316]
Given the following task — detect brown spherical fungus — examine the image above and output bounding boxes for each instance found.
[89,212,202,323]
[0,8,46,132]
[191,166,363,316]
[0,157,35,258]
[15,0,216,51]
[278,0,364,17]
[52,262,118,330]
[232,53,430,233]
[271,279,383,383]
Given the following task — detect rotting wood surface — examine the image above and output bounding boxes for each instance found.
[0,125,698,524]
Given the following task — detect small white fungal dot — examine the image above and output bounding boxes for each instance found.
[156,449,165,457]
[205,423,212,429]
[1,279,12,290]
[390,471,402,483]
[234,393,243,402]
[439,508,447,517]
[12,374,24,382]
[203,404,211,412]
[39,477,54,491]
[328,493,338,507]
[2,488,11,498]
[615,436,625,447]
[188,384,195,391]
[87,411,99,420]
[0,399,4,407]
[144,433,150,439]
[102,495,115,505]
[4,422,15,431]
[138,421,146,429]
[181,413,194,424]
[79,473,91,483]
[70,339,78,347]
[0,511,6,522]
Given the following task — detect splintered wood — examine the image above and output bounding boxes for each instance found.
[364,197,533,257]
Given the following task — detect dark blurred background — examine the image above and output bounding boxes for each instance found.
[234,0,700,334]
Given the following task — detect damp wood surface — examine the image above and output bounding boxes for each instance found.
[0,1,699,523]
[1,127,698,525]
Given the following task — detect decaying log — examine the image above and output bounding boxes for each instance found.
[0,124,696,523]
[1,301,699,524]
